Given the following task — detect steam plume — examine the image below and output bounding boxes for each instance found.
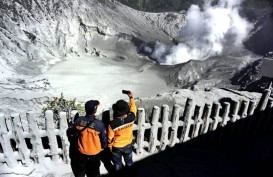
[148,0,253,65]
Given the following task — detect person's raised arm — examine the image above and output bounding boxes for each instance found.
[127,91,137,116]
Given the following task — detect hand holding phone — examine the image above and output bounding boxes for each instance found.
[122,90,133,98]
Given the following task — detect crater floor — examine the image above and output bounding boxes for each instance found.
[45,54,174,109]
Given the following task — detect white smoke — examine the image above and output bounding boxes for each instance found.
[149,0,253,65]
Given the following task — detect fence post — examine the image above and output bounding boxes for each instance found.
[201,103,212,134]
[45,110,59,162]
[247,100,256,116]
[59,112,69,164]
[159,105,170,151]
[0,114,17,167]
[256,88,271,112]
[230,100,240,136]
[192,105,202,138]
[220,102,230,127]
[11,113,31,166]
[5,115,12,134]
[27,112,44,164]
[169,104,180,147]
[218,102,231,143]
[238,100,250,135]
[210,102,222,131]
[239,100,249,119]
[180,98,194,142]
[230,100,240,123]
[136,108,145,155]
[148,106,160,153]
[19,114,29,132]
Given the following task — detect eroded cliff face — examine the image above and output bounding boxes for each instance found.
[0,0,185,113]
[0,0,184,77]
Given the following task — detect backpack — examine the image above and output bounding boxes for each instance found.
[67,119,93,156]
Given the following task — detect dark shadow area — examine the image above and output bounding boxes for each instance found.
[41,136,50,149]
[56,135,62,149]
[244,9,273,56]
[104,106,273,177]
[102,110,111,127]
[24,138,32,150]
[245,77,273,93]
[101,148,115,173]
[10,139,18,152]
[116,0,273,13]
[0,142,3,153]
[131,36,145,48]
[230,59,273,92]
[101,110,115,173]
[218,97,234,106]
[66,112,80,159]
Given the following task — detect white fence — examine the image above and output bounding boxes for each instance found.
[0,111,69,168]
[0,87,272,168]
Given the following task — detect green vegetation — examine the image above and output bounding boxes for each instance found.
[42,93,85,125]
[117,0,273,12]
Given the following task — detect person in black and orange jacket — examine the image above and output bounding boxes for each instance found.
[71,100,107,177]
[108,91,137,171]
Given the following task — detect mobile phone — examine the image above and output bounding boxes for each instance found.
[122,90,130,94]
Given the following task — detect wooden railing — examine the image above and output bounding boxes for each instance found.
[134,98,258,154]
[0,87,272,169]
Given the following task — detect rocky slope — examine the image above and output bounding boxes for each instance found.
[0,0,184,113]
[0,0,184,77]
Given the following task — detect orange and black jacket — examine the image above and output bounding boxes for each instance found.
[108,98,137,148]
[74,116,107,155]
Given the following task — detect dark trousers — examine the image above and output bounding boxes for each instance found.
[71,153,101,177]
[100,149,115,173]
[112,144,133,171]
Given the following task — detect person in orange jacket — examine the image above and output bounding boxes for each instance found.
[71,100,107,177]
[108,91,137,171]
